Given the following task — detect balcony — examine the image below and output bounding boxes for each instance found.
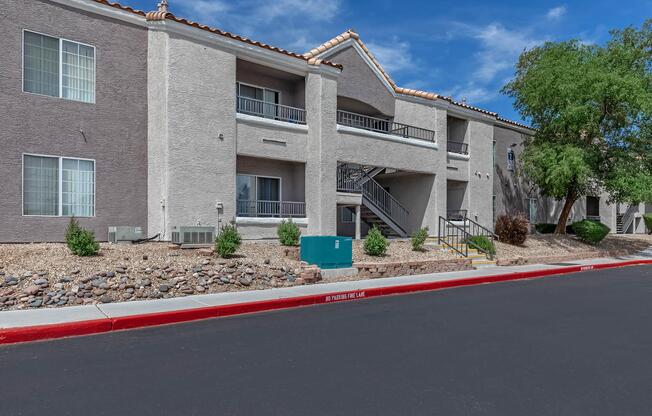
[337,110,435,142]
[237,200,306,218]
[237,96,306,125]
[447,140,469,155]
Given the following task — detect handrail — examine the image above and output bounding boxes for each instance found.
[336,164,409,233]
[337,110,435,142]
[237,96,306,124]
[447,140,469,155]
[620,205,639,234]
[236,199,306,218]
[438,216,495,260]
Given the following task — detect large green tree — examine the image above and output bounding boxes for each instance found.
[502,21,652,233]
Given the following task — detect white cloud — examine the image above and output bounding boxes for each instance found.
[546,6,567,20]
[365,39,414,74]
[253,0,341,23]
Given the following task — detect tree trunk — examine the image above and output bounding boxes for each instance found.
[555,191,577,234]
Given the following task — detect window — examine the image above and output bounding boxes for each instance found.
[341,207,355,223]
[527,198,538,223]
[236,82,280,118]
[23,155,95,216]
[23,31,95,103]
[236,174,282,216]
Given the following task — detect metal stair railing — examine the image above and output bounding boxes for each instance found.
[336,164,409,235]
[438,216,496,260]
[620,205,638,234]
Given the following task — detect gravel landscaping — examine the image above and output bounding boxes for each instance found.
[352,239,454,263]
[495,234,652,260]
[0,239,457,311]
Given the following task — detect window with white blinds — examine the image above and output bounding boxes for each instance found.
[23,31,95,103]
[23,155,95,217]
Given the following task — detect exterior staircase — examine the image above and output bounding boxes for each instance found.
[426,238,497,268]
[337,164,409,237]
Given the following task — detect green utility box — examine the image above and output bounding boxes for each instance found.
[300,236,353,269]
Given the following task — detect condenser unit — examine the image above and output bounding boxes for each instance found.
[171,226,215,246]
[108,226,143,243]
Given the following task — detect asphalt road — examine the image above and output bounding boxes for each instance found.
[2,265,652,416]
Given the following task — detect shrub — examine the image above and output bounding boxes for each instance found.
[411,227,429,251]
[364,226,388,256]
[535,223,557,234]
[571,220,610,244]
[277,219,301,246]
[65,217,99,256]
[495,212,529,245]
[215,223,242,258]
[644,214,652,234]
[466,235,496,256]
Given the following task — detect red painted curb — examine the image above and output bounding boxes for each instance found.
[2,259,651,345]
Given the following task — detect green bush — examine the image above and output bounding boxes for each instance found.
[65,217,99,256]
[215,223,242,258]
[466,235,496,256]
[495,213,529,245]
[571,220,610,244]
[644,214,652,234]
[364,226,388,257]
[277,219,301,246]
[535,223,557,234]
[411,227,429,251]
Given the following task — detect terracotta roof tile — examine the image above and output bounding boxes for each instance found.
[91,0,146,15]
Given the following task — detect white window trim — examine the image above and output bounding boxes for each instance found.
[236,81,282,104]
[236,173,283,202]
[22,152,96,217]
[22,29,97,104]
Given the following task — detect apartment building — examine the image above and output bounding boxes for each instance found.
[0,0,646,243]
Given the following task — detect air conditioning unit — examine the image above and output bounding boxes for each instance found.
[108,226,143,243]
[171,226,215,246]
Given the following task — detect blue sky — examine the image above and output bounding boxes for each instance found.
[125,0,651,123]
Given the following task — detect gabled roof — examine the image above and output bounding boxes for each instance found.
[305,30,438,100]
[306,29,533,131]
[87,0,341,70]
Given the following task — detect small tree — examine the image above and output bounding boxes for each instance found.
[502,20,652,233]
[411,227,429,251]
[215,223,242,258]
[277,219,301,246]
[65,217,99,256]
[364,226,388,257]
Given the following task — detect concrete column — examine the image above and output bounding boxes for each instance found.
[355,205,361,239]
[304,69,339,236]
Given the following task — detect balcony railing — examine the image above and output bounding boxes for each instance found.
[447,140,469,155]
[237,200,306,218]
[337,110,435,142]
[447,209,468,221]
[237,96,306,125]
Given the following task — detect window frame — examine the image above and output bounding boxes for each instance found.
[22,29,96,104]
[236,81,282,105]
[22,153,96,218]
[236,173,283,202]
[341,206,355,223]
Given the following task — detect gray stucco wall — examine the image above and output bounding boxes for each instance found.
[328,45,395,117]
[0,0,148,242]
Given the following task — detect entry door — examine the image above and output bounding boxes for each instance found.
[257,177,280,216]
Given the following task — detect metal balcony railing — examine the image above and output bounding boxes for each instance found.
[337,110,435,142]
[446,209,468,221]
[237,96,306,124]
[236,200,306,218]
[447,140,469,155]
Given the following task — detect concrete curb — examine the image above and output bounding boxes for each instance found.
[1,258,651,345]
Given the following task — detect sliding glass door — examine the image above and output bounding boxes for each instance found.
[257,177,280,216]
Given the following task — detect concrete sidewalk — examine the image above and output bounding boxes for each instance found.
[2,250,651,336]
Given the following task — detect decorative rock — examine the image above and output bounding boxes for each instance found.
[158,284,170,293]
[100,295,113,303]
[195,285,206,292]
[142,254,148,260]
[106,271,115,278]
[60,276,72,283]
[245,268,254,275]
[116,267,126,274]
[238,276,253,286]
[28,298,43,308]
[23,285,40,296]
